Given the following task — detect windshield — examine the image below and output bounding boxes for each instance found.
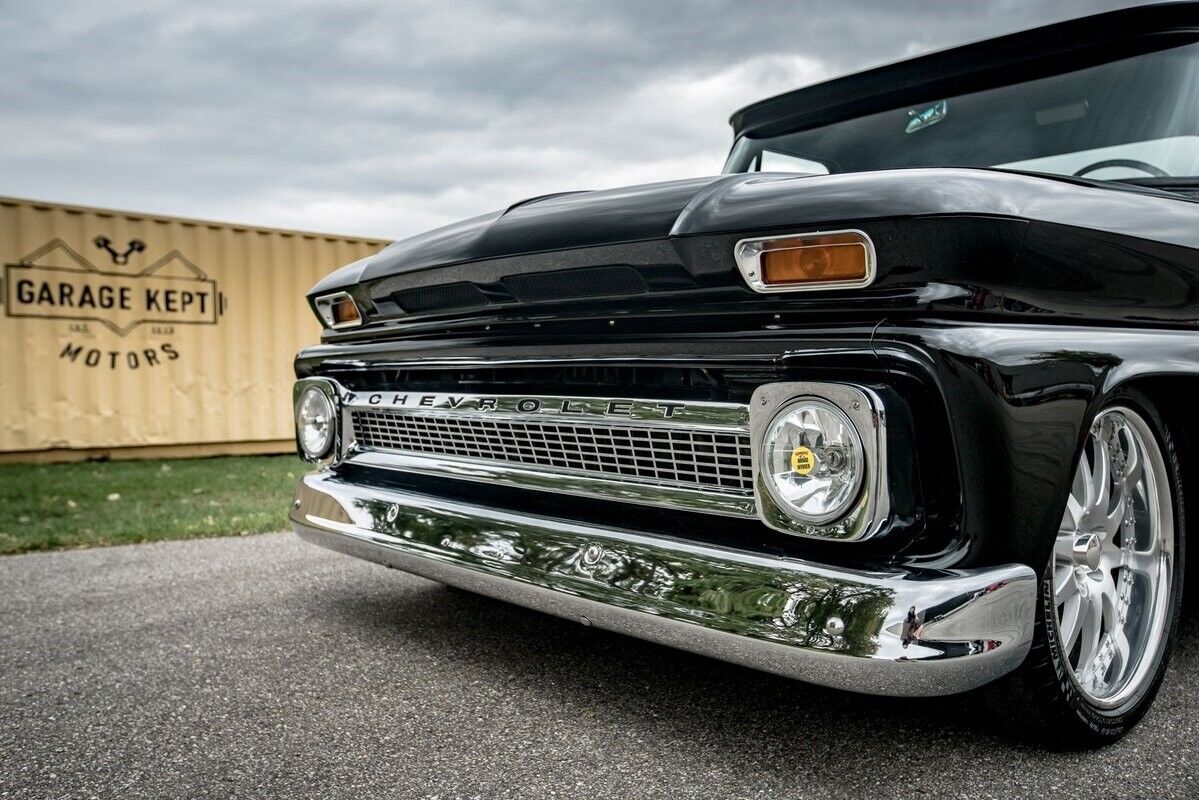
[724,42,1199,183]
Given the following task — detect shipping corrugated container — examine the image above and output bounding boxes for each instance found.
[0,196,388,462]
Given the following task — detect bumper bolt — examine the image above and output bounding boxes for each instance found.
[824,616,846,636]
[581,544,604,566]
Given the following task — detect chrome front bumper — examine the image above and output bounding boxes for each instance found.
[292,471,1037,697]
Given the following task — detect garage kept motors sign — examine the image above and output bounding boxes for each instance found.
[3,237,226,369]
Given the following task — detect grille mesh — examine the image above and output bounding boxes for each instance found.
[350,409,753,493]
[393,282,490,313]
[501,266,647,302]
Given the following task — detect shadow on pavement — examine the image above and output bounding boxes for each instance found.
[303,563,1198,793]
[322,579,1040,757]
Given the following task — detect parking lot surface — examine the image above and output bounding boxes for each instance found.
[2,532,1196,799]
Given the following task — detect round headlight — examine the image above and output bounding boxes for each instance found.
[761,398,864,524]
[296,386,335,459]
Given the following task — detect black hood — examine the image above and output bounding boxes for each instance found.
[359,176,725,282]
[309,169,1198,329]
[314,169,1199,289]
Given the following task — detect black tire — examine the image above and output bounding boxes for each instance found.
[985,388,1185,748]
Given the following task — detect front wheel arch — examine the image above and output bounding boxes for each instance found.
[1098,376,1199,616]
[987,385,1186,746]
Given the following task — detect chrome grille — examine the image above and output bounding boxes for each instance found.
[350,409,754,494]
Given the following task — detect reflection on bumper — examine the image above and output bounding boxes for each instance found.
[291,471,1037,697]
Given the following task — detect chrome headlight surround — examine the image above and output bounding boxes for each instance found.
[293,378,346,464]
[749,382,889,540]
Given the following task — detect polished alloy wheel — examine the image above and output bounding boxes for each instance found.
[1053,406,1175,708]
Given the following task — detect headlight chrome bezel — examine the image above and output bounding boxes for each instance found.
[293,378,342,463]
[759,396,866,526]
[749,382,890,541]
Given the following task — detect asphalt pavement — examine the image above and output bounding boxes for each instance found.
[2,532,1196,799]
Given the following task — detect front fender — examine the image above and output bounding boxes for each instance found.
[876,321,1199,570]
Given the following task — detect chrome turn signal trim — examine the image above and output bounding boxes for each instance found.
[733,229,876,293]
[314,291,363,329]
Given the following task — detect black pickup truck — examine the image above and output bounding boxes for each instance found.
[290,4,1199,745]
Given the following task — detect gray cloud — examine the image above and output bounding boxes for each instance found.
[0,0,1140,239]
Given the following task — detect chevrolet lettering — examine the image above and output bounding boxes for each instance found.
[348,392,691,420]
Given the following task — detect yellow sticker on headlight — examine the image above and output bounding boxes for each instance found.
[790,446,816,475]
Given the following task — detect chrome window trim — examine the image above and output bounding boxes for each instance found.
[749,381,890,540]
[314,291,363,329]
[733,229,877,294]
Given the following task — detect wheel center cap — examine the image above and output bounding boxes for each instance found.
[1073,533,1102,570]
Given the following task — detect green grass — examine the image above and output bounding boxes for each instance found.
[0,455,310,555]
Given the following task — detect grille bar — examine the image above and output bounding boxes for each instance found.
[351,409,753,493]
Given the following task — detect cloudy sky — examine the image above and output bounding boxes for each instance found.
[2,0,1141,240]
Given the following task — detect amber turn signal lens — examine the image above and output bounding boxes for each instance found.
[330,295,361,326]
[759,232,871,287]
[315,292,364,328]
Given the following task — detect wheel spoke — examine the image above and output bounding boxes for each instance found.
[1075,587,1103,670]
[1123,432,1143,491]
[1110,624,1133,680]
[1097,572,1118,607]
[1064,492,1084,532]
[1092,433,1111,514]
[1059,591,1084,651]
[1094,582,1127,689]
[1054,568,1079,604]
[1103,494,1126,539]
[1078,446,1095,509]
[1054,533,1077,562]
[1100,538,1124,572]
[1125,545,1160,577]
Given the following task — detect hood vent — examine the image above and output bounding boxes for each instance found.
[386,265,652,316]
[395,282,491,314]
[501,265,648,302]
